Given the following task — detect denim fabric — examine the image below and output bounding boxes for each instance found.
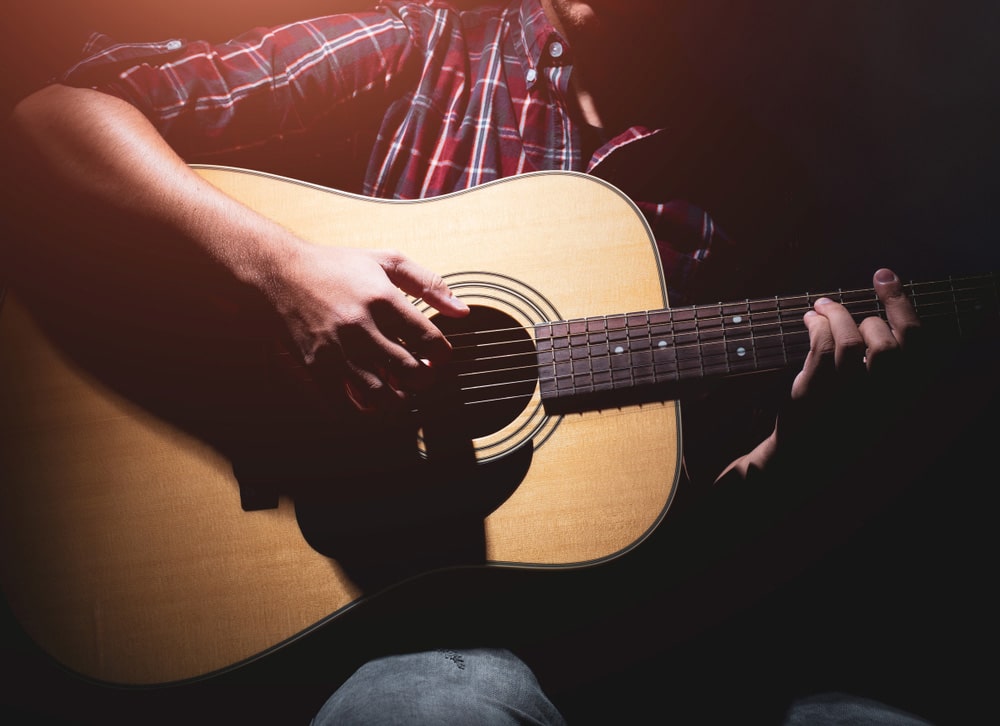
[313,648,934,725]
[311,647,567,726]
[783,692,935,725]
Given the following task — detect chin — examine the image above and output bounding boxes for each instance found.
[550,1,599,31]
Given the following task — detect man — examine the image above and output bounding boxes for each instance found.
[4,1,952,723]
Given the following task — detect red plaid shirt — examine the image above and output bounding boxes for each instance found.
[61,0,734,304]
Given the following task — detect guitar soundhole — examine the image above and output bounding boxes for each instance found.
[430,306,537,438]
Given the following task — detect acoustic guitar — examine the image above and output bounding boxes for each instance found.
[0,168,995,687]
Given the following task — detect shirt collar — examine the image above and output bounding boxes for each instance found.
[517,0,571,89]
[513,0,666,169]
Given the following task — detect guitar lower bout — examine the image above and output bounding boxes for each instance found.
[0,168,681,686]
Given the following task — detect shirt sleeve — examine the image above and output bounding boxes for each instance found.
[588,126,743,307]
[58,12,418,159]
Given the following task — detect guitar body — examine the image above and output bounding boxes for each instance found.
[0,169,679,686]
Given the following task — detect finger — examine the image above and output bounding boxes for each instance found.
[335,316,433,396]
[272,342,351,416]
[378,249,470,318]
[342,360,407,414]
[791,310,836,401]
[367,293,455,371]
[812,297,867,378]
[377,249,470,365]
[380,337,435,391]
[858,315,900,374]
[873,268,920,346]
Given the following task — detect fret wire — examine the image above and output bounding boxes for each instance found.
[777,295,788,367]
[746,299,759,370]
[720,303,731,375]
[645,316,661,385]
[694,308,705,380]
[537,272,998,404]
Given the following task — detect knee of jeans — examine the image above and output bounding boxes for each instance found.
[783,692,934,726]
[311,648,566,726]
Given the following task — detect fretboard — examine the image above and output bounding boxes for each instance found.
[535,273,998,412]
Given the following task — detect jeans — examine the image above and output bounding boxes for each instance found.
[782,692,935,725]
[312,647,935,725]
[311,648,567,726]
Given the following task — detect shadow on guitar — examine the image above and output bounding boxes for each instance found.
[7,267,531,594]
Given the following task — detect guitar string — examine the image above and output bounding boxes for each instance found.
[439,277,997,354]
[265,278,997,411]
[441,286,995,370]
[417,283,998,408]
[448,296,986,364]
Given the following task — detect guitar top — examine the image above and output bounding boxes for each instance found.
[2,167,996,687]
[0,169,680,686]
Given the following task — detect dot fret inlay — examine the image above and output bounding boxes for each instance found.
[534,273,999,411]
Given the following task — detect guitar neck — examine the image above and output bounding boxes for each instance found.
[536,273,999,412]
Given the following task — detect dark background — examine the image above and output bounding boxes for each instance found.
[2,2,998,724]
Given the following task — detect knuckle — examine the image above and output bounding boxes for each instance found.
[840,335,866,357]
[422,272,447,297]
[396,352,423,372]
[352,366,383,392]
[338,305,372,331]
[865,337,896,359]
[857,317,882,338]
[380,248,406,271]
[840,330,865,350]
[417,325,444,347]
[812,339,836,358]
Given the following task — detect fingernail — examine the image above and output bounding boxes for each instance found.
[815,297,833,305]
[450,293,470,311]
[875,269,898,285]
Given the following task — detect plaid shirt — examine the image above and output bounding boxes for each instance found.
[61,0,733,303]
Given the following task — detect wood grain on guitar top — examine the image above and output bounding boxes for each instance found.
[0,170,679,686]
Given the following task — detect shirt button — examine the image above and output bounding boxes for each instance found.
[549,41,564,59]
[166,40,182,51]
[526,68,538,83]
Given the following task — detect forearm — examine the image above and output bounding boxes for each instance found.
[8,83,466,413]
[9,84,302,299]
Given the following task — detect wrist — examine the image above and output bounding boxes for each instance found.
[714,429,778,485]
